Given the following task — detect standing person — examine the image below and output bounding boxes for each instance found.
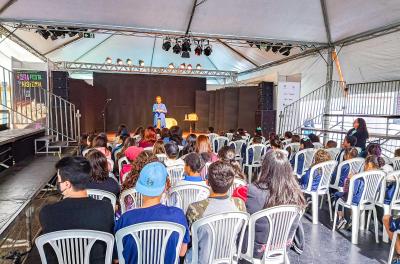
[347,118,369,151]
[153,96,167,129]
[39,157,114,264]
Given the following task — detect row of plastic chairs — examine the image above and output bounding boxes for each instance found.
[36,205,302,264]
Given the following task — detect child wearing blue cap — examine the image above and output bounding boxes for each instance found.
[114,162,190,263]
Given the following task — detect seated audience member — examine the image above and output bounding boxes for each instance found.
[114,162,190,263]
[326,140,338,149]
[237,128,246,138]
[115,137,136,162]
[395,148,400,158]
[269,138,283,150]
[181,133,197,156]
[155,128,161,140]
[299,149,331,191]
[383,215,400,263]
[186,161,246,264]
[82,133,97,155]
[170,126,186,146]
[86,149,120,197]
[337,135,357,162]
[113,124,129,145]
[208,126,215,134]
[366,143,382,157]
[218,146,246,181]
[290,138,314,170]
[347,117,369,151]
[138,127,157,148]
[330,147,359,187]
[196,135,218,179]
[335,154,384,229]
[39,157,114,264]
[153,140,166,155]
[79,133,88,155]
[233,150,306,258]
[175,153,206,186]
[93,133,112,159]
[286,134,301,160]
[284,131,293,141]
[308,133,320,144]
[251,136,263,145]
[120,146,144,182]
[161,128,171,144]
[254,127,263,137]
[164,142,185,167]
[133,126,144,138]
[291,134,301,143]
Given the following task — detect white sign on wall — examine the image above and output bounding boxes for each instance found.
[277,81,301,115]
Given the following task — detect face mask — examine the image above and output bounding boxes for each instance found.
[56,181,65,195]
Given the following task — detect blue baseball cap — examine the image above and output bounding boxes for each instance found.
[136,162,168,197]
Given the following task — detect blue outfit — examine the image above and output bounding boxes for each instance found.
[385,181,396,205]
[295,153,305,175]
[153,103,167,128]
[115,203,190,264]
[183,175,203,182]
[300,168,322,191]
[330,163,351,186]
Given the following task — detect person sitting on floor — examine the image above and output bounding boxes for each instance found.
[85,149,120,197]
[299,149,331,191]
[186,161,246,264]
[164,142,185,167]
[39,157,114,264]
[114,162,190,264]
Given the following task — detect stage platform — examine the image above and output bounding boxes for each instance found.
[0,128,45,146]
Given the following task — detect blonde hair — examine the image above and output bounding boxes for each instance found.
[195,135,212,154]
[153,140,166,155]
[312,149,331,167]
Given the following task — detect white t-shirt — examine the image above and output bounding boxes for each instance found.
[164,158,185,167]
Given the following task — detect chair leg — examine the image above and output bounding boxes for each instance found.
[320,196,324,209]
[311,192,319,225]
[247,166,253,183]
[388,231,398,264]
[351,205,360,244]
[383,205,390,243]
[366,210,372,231]
[332,201,340,231]
[373,208,379,244]
[327,193,333,221]
[359,210,366,231]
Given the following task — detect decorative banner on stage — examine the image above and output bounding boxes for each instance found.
[276,81,301,131]
[14,71,47,98]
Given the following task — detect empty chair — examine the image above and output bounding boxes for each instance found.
[293,148,315,178]
[166,164,185,186]
[208,133,219,147]
[229,140,246,163]
[243,144,267,183]
[87,189,117,211]
[188,212,249,264]
[302,160,337,224]
[240,205,301,264]
[36,230,114,264]
[120,188,143,214]
[213,136,229,153]
[326,148,341,160]
[118,157,129,174]
[167,184,210,213]
[285,142,300,161]
[115,221,186,264]
[330,157,365,192]
[332,170,386,244]
[156,153,168,162]
[228,178,247,196]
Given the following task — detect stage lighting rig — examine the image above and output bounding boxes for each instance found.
[179,63,186,69]
[204,42,212,56]
[279,44,292,56]
[126,59,132,65]
[187,64,192,70]
[105,57,112,64]
[138,60,145,66]
[162,38,172,51]
[116,58,123,65]
[168,63,175,69]
[173,39,182,54]
[196,64,202,70]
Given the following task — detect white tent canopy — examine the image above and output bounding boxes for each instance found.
[0,0,400,88]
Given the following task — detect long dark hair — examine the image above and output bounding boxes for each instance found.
[255,150,306,209]
[85,149,109,182]
[217,146,246,180]
[356,118,369,137]
[116,137,136,161]
[182,134,197,155]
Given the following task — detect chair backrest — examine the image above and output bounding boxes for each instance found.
[167,184,210,213]
[115,221,185,264]
[244,205,301,263]
[305,160,337,192]
[229,140,246,158]
[285,142,300,161]
[312,142,324,149]
[382,164,394,173]
[144,146,153,152]
[191,212,249,264]
[281,139,291,146]
[156,153,168,162]
[345,170,386,206]
[245,144,267,165]
[331,157,365,189]
[293,148,315,176]
[87,189,117,211]
[132,135,141,142]
[226,133,234,141]
[166,165,185,186]
[392,157,400,171]
[228,178,247,196]
[213,136,229,153]
[118,157,129,174]
[36,230,114,264]
[120,188,143,214]
[208,133,219,147]
[325,148,340,160]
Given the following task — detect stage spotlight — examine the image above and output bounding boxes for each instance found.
[36,27,51,40]
[272,43,283,53]
[168,63,175,69]
[116,58,123,65]
[182,39,191,52]
[126,59,132,65]
[138,60,145,66]
[204,45,212,56]
[187,64,192,70]
[194,45,202,56]
[50,33,58,41]
[179,63,186,69]
[105,57,112,64]
[181,51,190,58]
[279,45,292,56]
[265,42,272,52]
[196,64,202,70]
[247,41,254,47]
[162,38,171,51]
[173,40,182,54]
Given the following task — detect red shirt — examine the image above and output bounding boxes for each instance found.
[138,140,154,148]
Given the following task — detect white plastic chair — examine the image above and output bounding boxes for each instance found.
[382,164,394,173]
[293,148,315,178]
[226,133,234,141]
[115,221,186,264]
[166,165,185,186]
[228,178,247,196]
[156,153,168,162]
[120,188,143,214]
[213,136,229,153]
[392,157,400,171]
[281,139,292,146]
[87,189,117,212]
[313,142,324,149]
[188,212,249,264]
[167,184,210,213]
[208,133,219,147]
[388,230,400,264]
[330,157,365,192]
[332,170,386,244]
[285,142,300,161]
[325,148,341,160]
[118,157,129,174]
[240,205,301,264]
[302,160,337,224]
[243,144,267,183]
[229,140,246,163]
[144,146,153,152]
[36,230,114,264]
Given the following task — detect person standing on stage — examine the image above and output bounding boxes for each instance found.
[153,96,167,128]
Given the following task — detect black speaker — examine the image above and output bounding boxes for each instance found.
[258,82,274,111]
[52,71,69,100]
[255,110,276,135]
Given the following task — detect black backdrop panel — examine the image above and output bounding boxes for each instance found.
[258,82,274,111]
[93,73,206,132]
[208,91,215,129]
[222,88,239,131]
[237,86,259,132]
[255,110,277,135]
[195,90,209,132]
